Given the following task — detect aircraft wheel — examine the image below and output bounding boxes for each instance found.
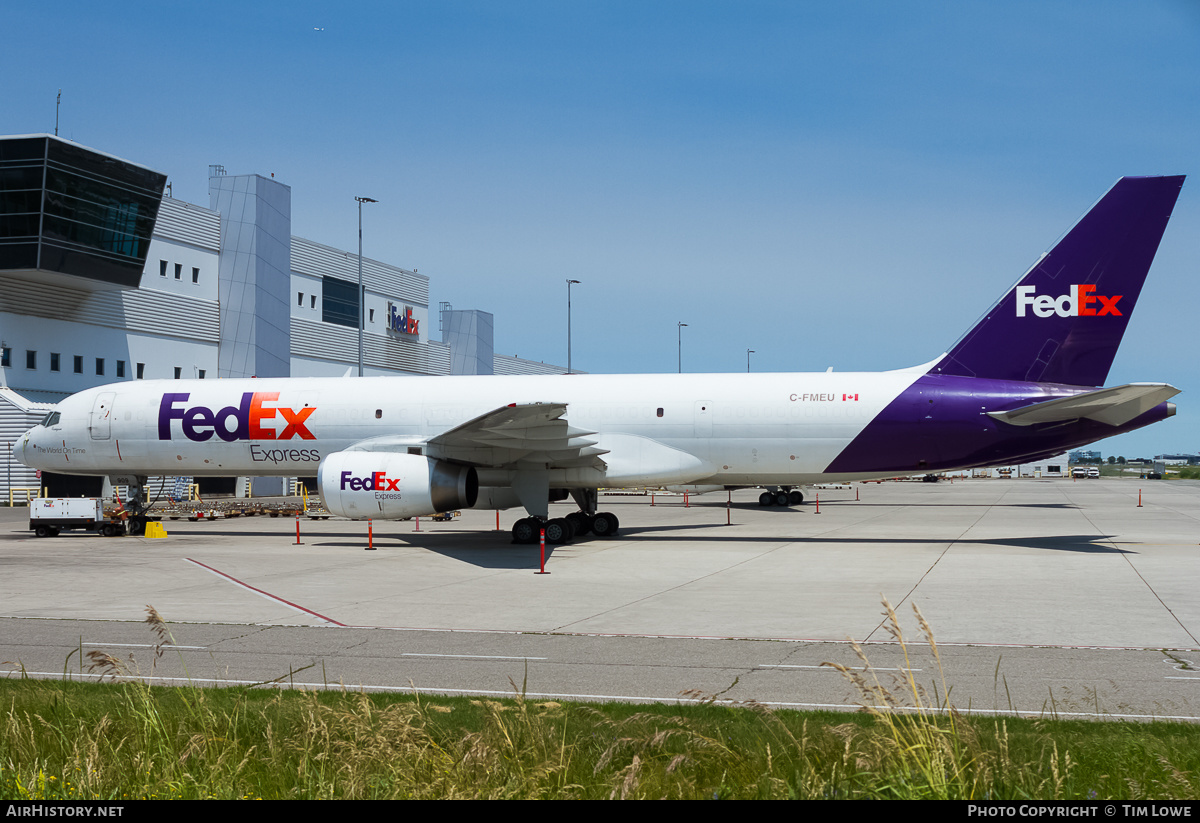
[788,490,804,505]
[128,518,145,536]
[565,511,591,536]
[775,491,790,507]
[511,518,540,545]
[758,492,773,506]
[544,518,573,544]
[591,511,619,538]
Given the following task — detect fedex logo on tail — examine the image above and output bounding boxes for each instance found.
[159,393,316,442]
[1016,285,1122,318]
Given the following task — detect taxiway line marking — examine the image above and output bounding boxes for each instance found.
[402,653,549,660]
[4,669,1197,722]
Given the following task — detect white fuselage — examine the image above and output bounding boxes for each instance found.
[17,368,928,489]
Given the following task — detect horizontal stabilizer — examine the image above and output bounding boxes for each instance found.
[987,383,1179,427]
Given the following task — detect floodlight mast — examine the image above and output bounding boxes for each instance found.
[567,279,580,374]
[678,322,688,373]
[355,196,378,377]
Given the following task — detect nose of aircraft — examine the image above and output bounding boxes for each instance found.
[16,408,62,471]
[16,423,41,469]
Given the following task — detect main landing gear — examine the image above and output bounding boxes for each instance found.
[758,487,804,507]
[511,487,620,545]
[511,511,621,545]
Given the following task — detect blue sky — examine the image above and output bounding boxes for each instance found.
[6,1,1199,458]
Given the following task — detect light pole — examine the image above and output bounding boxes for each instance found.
[355,196,377,377]
[747,349,755,373]
[566,279,580,374]
[677,322,687,373]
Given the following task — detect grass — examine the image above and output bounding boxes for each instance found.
[3,603,1200,799]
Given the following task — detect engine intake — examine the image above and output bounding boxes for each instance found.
[318,452,478,519]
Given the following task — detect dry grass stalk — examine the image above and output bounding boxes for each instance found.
[143,606,171,668]
[821,596,982,799]
[83,651,126,683]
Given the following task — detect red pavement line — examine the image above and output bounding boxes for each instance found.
[184,557,347,626]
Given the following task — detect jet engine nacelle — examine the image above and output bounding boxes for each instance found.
[318,452,478,519]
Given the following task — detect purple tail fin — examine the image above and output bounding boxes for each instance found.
[930,175,1184,387]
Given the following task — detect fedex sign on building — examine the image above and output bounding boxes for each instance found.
[158,393,316,442]
[387,303,419,336]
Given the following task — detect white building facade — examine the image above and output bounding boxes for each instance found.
[0,135,564,499]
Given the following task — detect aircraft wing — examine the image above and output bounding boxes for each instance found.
[343,402,610,469]
[987,383,1180,428]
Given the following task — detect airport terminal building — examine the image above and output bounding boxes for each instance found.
[0,134,565,499]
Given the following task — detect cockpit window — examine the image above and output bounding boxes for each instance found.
[41,412,61,427]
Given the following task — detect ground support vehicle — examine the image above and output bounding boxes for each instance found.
[29,498,127,537]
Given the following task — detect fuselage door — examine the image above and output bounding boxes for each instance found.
[89,392,116,440]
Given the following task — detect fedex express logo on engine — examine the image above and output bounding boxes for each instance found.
[1016,285,1122,318]
[158,393,316,442]
[340,471,401,492]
